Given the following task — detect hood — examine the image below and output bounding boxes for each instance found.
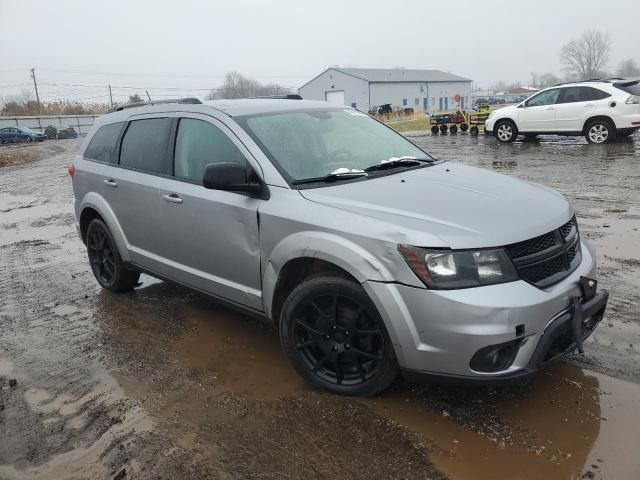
[299,163,573,249]
[490,104,518,117]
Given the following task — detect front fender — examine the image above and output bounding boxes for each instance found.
[262,231,394,318]
[79,191,130,262]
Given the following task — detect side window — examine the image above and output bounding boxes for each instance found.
[526,89,560,107]
[558,87,594,104]
[120,118,171,173]
[590,88,611,100]
[174,118,247,183]
[84,122,123,162]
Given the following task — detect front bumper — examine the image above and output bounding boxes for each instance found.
[484,117,495,132]
[363,240,606,381]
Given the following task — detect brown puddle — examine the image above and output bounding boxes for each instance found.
[169,304,307,400]
[168,302,640,479]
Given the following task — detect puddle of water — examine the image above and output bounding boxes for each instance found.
[368,363,640,480]
[170,305,306,400]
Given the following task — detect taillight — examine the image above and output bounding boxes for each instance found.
[68,163,75,178]
[626,95,640,104]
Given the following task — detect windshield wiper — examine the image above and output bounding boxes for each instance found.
[292,169,368,185]
[364,156,433,173]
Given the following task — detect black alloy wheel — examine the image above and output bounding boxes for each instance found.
[281,277,397,396]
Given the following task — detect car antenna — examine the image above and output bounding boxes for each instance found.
[146,90,152,102]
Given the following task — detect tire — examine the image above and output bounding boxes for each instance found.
[86,219,140,292]
[470,126,479,136]
[439,124,448,134]
[24,136,33,143]
[494,120,518,143]
[430,125,439,135]
[585,119,615,144]
[460,123,469,132]
[279,276,398,396]
[449,124,458,134]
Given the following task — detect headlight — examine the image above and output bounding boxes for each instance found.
[398,245,518,289]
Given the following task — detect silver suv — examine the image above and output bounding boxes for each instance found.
[71,98,609,395]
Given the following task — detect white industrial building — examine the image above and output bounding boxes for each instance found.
[298,67,473,113]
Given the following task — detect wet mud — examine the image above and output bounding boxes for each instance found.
[1,135,639,479]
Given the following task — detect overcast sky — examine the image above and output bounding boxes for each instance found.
[1,0,638,103]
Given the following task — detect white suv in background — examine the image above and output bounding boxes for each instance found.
[485,79,640,144]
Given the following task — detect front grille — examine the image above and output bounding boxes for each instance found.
[506,216,581,288]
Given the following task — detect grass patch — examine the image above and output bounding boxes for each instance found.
[0,149,37,167]
[385,117,429,133]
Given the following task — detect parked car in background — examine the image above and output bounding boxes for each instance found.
[71,98,608,396]
[45,124,78,139]
[0,127,46,143]
[486,79,640,144]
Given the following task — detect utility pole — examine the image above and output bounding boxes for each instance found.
[108,84,113,109]
[30,67,41,114]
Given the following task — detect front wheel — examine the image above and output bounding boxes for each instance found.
[280,276,398,396]
[494,120,518,143]
[86,219,140,292]
[585,119,615,144]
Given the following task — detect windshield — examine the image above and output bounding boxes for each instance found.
[238,109,434,183]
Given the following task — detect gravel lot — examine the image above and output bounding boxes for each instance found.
[0,134,639,480]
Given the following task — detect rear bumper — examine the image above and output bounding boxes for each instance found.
[614,113,640,129]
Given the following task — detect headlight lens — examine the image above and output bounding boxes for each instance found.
[398,245,519,289]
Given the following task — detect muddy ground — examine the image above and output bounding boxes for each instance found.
[0,134,639,480]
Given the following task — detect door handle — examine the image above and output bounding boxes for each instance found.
[162,193,183,204]
[104,179,118,187]
[546,107,555,110]
[585,104,595,107]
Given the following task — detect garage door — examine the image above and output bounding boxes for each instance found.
[325,90,345,105]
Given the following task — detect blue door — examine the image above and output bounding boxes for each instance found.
[461,96,465,108]
[439,97,443,111]
[444,97,448,111]
[423,97,428,112]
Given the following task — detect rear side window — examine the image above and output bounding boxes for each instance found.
[120,118,171,173]
[558,87,611,103]
[84,122,123,162]
[174,118,247,182]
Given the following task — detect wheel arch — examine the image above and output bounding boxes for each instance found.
[262,232,394,323]
[582,115,615,134]
[78,192,130,262]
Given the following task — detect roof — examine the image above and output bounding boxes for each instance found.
[303,67,471,87]
[95,98,339,126]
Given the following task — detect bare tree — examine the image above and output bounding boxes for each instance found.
[539,73,561,88]
[530,72,539,88]
[210,71,290,99]
[617,59,640,77]
[560,29,611,80]
[128,93,143,104]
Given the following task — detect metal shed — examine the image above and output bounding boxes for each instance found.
[298,67,473,113]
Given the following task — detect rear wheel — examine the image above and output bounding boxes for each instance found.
[470,126,479,136]
[439,124,448,134]
[430,125,439,135]
[449,124,458,134]
[460,123,469,132]
[585,119,615,144]
[280,276,398,396]
[494,120,518,143]
[86,219,139,292]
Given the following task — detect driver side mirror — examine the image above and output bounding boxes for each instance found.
[203,162,269,199]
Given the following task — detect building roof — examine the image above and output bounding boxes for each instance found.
[333,67,471,83]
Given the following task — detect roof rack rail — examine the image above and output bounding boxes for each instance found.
[251,94,302,100]
[113,97,202,112]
